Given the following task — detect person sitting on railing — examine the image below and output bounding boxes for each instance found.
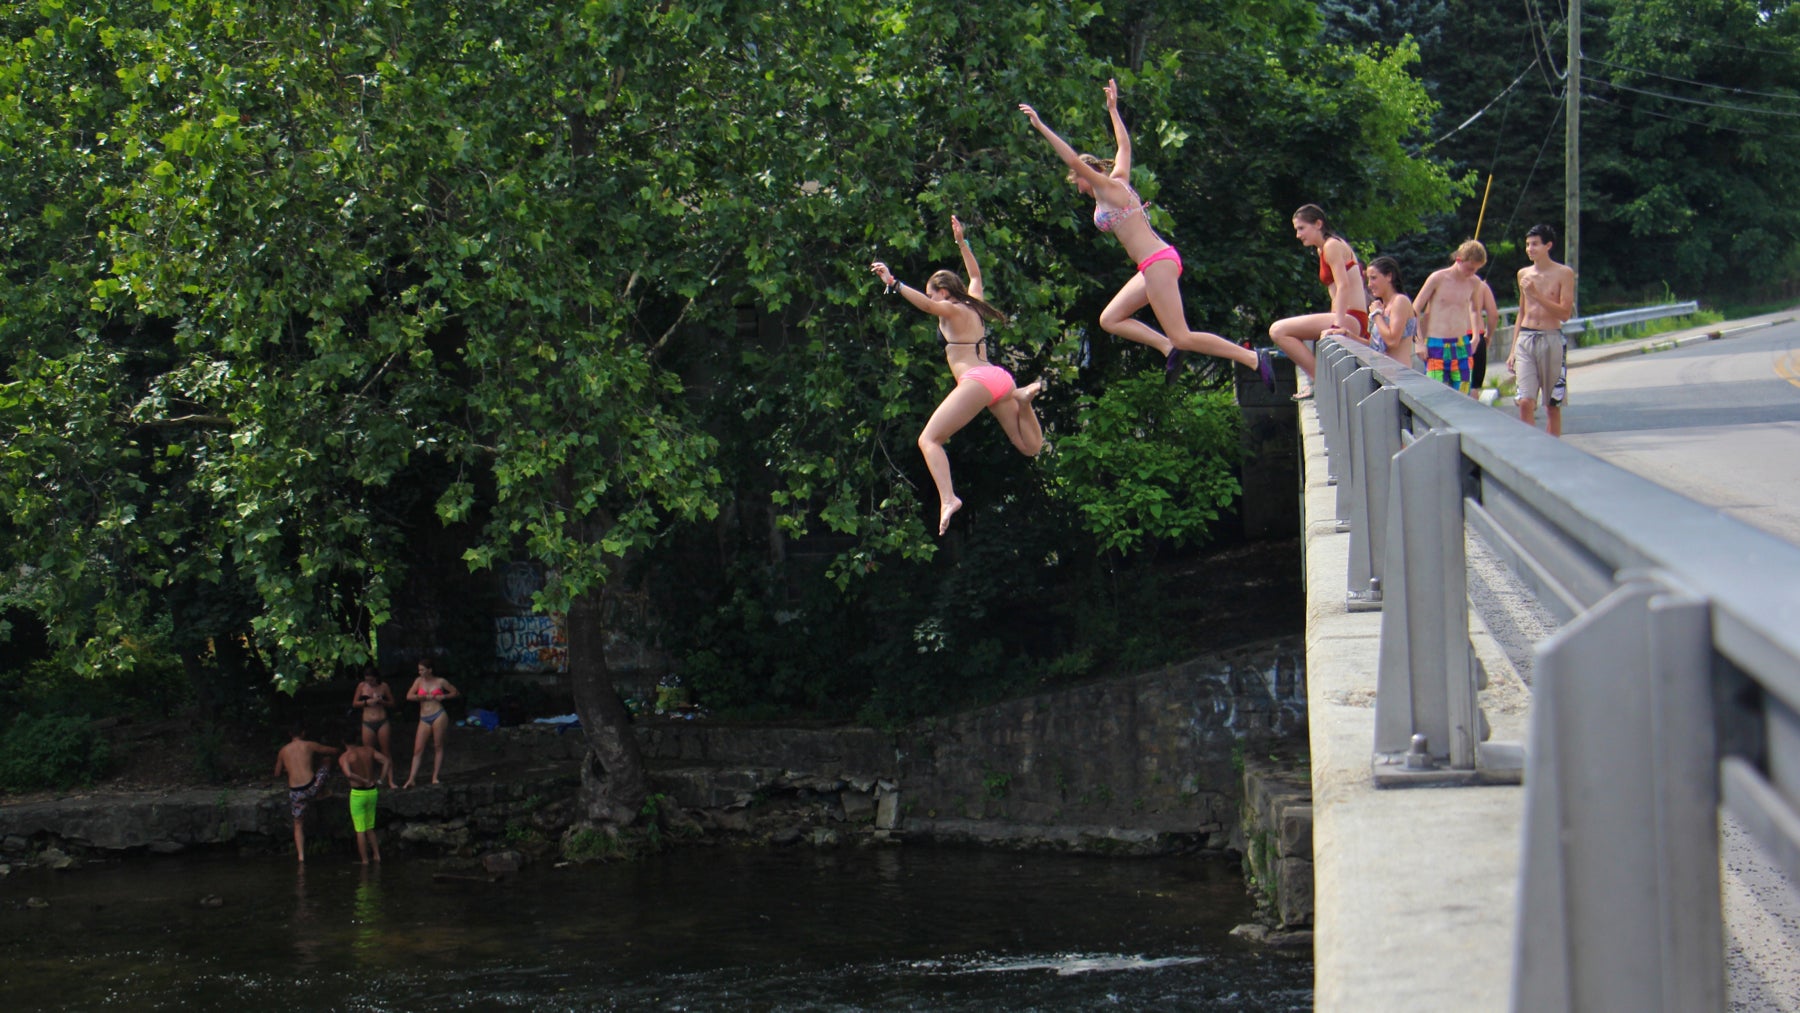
[1412,239,1487,393]
[1506,223,1576,437]
[1364,256,1417,365]
[1269,203,1371,401]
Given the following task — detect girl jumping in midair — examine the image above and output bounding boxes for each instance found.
[1019,80,1275,389]
[871,215,1044,535]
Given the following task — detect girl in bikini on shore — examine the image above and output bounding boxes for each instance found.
[871,214,1044,535]
[403,659,460,788]
[351,665,399,788]
[1019,80,1275,389]
[1269,204,1370,400]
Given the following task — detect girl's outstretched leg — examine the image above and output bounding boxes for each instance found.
[919,380,994,535]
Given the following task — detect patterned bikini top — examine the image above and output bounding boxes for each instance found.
[1093,188,1147,233]
[1370,315,1416,355]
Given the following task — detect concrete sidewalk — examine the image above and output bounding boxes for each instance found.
[1300,403,1528,1011]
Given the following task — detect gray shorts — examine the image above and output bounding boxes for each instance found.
[1514,329,1566,407]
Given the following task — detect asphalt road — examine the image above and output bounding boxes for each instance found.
[1557,320,1800,1011]
[1560,321,1800,547]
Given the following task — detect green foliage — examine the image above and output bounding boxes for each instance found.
[0,713,112,792]
[1051,378,1244,553]
[561,825,623,863]
[982,769,1012,800]
[0,0,1467,730]
[503,820,543,846]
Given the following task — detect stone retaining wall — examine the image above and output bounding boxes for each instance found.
[0,638,1304,866]
[1240,754,1314,932]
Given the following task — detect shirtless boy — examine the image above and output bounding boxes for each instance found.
[338,730,392,864]
[351,666,399,787]
[1469,276,1500,394]
[274,728,340,862]
[1412,239,1488,392]
[1506,224,1576,436]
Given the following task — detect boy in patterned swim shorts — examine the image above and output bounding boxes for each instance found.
[1412,239,1488,393]
[274,727,340,862]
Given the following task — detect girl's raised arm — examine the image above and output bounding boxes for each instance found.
[1104,78,1131,181]
[951,215,984,301]
[1019,102,1112,191]
[871,260,958,319]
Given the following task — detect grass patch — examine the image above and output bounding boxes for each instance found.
[1578,309,1723,347]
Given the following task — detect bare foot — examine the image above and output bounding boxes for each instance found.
[1015,380,1043,404]
[938,497,962,535]
[401,779,414,789]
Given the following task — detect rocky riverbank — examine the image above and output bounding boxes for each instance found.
[2,639,1306,886]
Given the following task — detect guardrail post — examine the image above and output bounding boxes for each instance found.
[1372,428,1523,786]
[1513,576,1722,1013]
[1317,342,1346,489]
[1347,384,1401,611]
[1334,364,1376,533]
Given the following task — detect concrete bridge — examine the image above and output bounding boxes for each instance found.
[1283,311,1800,1011]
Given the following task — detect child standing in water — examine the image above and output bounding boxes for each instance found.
[273,727,339,862]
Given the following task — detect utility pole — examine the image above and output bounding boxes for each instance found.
[1566,0,1581,315]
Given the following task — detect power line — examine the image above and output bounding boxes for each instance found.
[1586,93,1800,139]
[1521,0,1565,87]
[1586,76,1800,119]
[1667,33,1800,59]
[1432,59,1542,146]
[1499,101,1565,245]
[1586,57,1800,102]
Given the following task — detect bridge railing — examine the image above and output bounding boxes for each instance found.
[1314,334,1800,1013]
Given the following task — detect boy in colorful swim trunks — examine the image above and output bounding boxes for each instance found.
[274,727,340,862]
[1412,240,1488,392]
[339,728,392,864]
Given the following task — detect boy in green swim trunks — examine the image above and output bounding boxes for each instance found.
[339,728,392,864]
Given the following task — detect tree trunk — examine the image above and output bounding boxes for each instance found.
[566,588,647,826]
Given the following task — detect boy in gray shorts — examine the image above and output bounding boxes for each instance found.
[1506,224,1575,436]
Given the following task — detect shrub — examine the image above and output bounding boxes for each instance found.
[0,713,112,792]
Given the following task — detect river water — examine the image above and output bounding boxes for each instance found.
[0,846,1310,1011]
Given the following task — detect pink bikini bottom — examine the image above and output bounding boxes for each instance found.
[960,364,1016,405]
[1136,246,1183,276]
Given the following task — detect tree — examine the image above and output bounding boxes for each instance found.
[1583,0,1800,300]
[0,1,1463,817]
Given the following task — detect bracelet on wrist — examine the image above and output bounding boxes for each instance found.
[887,279,902,294]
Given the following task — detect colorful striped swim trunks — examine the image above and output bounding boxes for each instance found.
[1425,335,1470,393]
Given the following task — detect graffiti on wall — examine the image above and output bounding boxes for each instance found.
[494,614,567,673]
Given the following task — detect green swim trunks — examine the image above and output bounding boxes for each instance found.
[349,787,379,833]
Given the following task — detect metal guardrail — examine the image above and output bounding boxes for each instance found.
[1494,301,1701,362]
[1314,335,1800,1012]
[1562,300,1701,338]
